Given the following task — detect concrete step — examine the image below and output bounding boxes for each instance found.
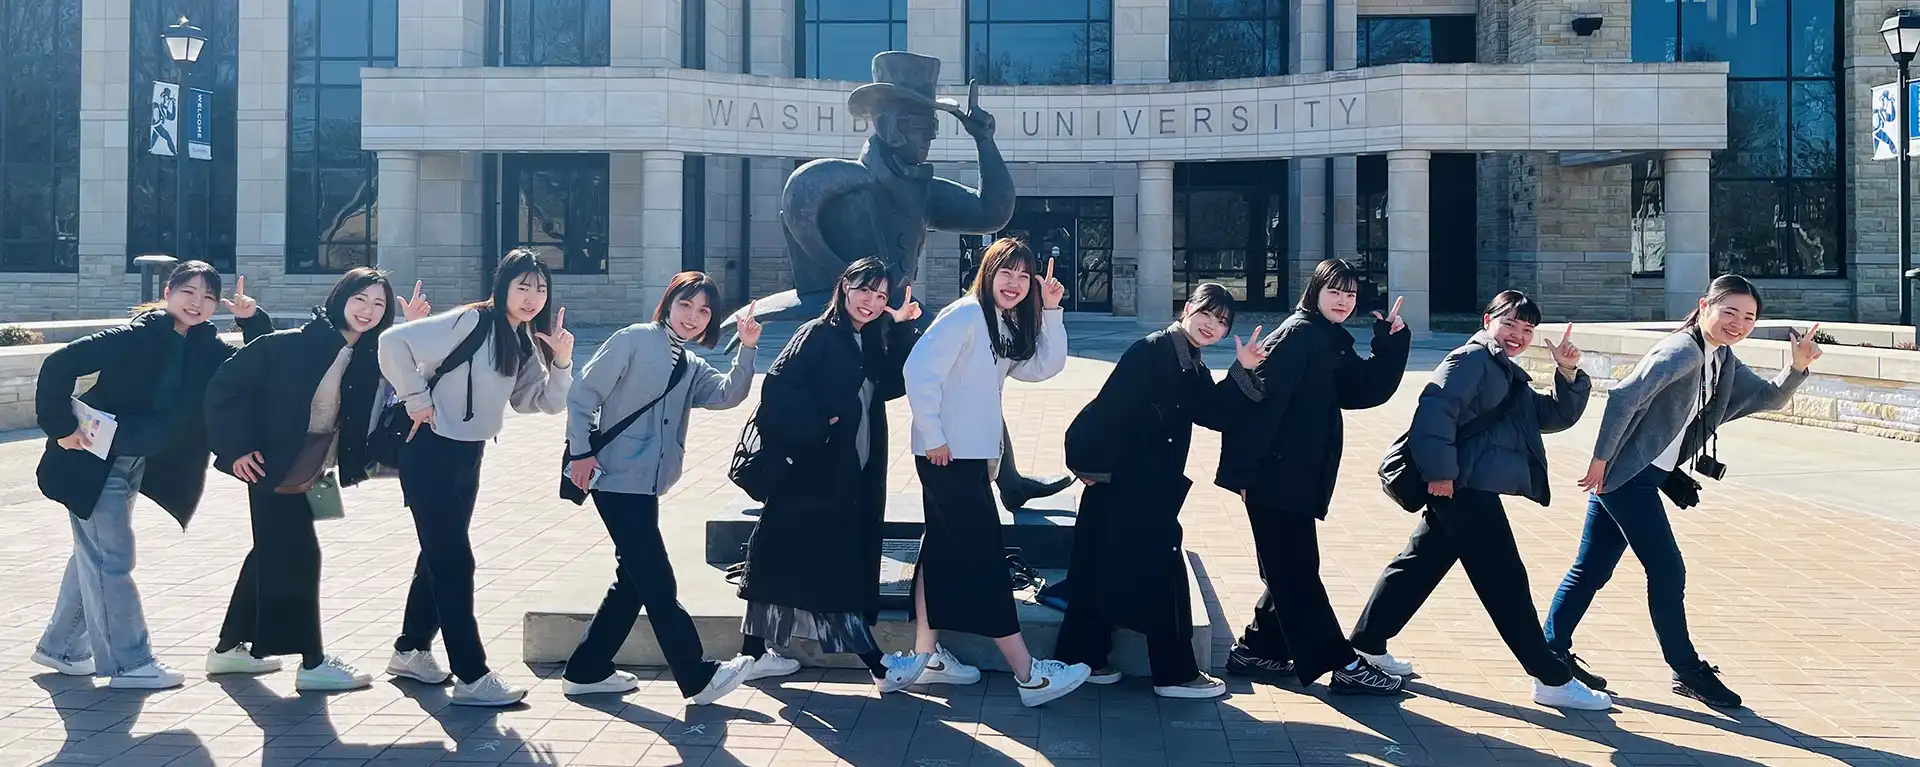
[704,489,1082,568]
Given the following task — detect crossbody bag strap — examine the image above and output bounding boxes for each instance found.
[1456,376,1526,443]
[571,350,689,460]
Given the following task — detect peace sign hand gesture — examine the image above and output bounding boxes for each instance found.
[885,286,923,323]
[1789,323,1823,372]
[736,301,763,348]
[398,280,432,322]
[533,308,575,368]
[1371,296,1406,335]
[221,276,259,319]
[1038,258,1066,310]
[1234,325,1267,369]
[1548,324,1582,372]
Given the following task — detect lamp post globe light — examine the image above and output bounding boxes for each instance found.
[1883,9,1920,330]
[160,16,204,271]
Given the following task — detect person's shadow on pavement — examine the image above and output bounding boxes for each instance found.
[33,674,214,766]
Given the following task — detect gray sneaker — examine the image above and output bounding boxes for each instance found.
[1154,673,1226,699]
[450,672,527,707]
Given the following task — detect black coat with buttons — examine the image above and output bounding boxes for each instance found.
[204,310,386,491]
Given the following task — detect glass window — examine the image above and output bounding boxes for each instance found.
[683,0,706,69]
[1634,0,1840,277]
[502,154,609,274]
[967,0,1112,85]
[798,0,908,80]
[127,0,239,273]
[493,0,610,67]
[1,0,82,273]
[1358,16,1477,67]
[1170,0,1286,82]
[682,155,707,271]
[1630,159,1666,276]
[286,0,396,274]
[1173,161,1289,311]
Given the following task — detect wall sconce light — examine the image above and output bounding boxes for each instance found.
[1572,16,1604,36]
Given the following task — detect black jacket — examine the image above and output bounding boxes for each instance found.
[205,310,386,490]
[1215,307,1410,519]
[1409,333,1590,507]
[36,309,274,526]
[1065,326,1260,631]
[736,314,920,622]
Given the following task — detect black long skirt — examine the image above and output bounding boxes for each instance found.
[913,457,1019,639]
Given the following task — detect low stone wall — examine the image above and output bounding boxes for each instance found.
[1516,322,1920,442]
[0,326,257,435]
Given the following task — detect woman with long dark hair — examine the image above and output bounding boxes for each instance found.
[1347,290,1610,710]
[1057,283,1266,699]
[202,268,431,691]
[559,271,763,705]
[902,237,1091,708]
[377,248,574,706]
[1215,258,1411,695]
[32,260,273,689]
[1542,275,1821,708]
[734,258,931,694]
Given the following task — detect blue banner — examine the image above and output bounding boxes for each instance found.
[185,88,212,160]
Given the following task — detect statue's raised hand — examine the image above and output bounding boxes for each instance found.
[957,81,995,139]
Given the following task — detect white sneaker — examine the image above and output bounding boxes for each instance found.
[563,670,640,697]
[876,651,931,694]
[108,661,186,690]
[688,655,752,706]
[1534,678,1613,711]
[206,646,284,676]
[742,649,801,682]
[916,645,982,686]
[31,651,94,676]
[451,672,527,707]
[1086,666,1123,685]
[1154,673,1227,699]
[386,649,451,685]
[1358,650,1415,676]
[295,656,373,692]
[1017,659,1091,708]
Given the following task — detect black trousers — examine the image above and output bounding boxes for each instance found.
[1350,489,1572,686]
[564,491,719,698]
[394,430,490,684]
[1055,604,1199,687]
[218,486,324,660]
[914,458,1020,639]
[1238,509,1356,685]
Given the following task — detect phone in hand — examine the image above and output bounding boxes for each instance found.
[562,464,604,490]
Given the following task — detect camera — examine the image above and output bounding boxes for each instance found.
[1692,454,1727,481]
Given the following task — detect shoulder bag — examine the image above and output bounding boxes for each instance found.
[558,350,688,506]
[367,314,491,469]
[1378,380,1525,512]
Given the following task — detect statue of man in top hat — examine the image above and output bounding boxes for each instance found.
[724,51,1071,511]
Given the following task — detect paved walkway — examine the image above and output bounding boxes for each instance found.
[0,317,1914,766]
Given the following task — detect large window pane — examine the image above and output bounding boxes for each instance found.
[286,0,396,273]
[966,0,1112,85]
[502,154,609,274]
[127,0,239,273]
[1791,81,1837,177]
[1631,0,1678,62]
[1679,0,1786,78]
[1711,180,1784,276]
[1717,81,1786,178]
[1786,180,1841,276]
[801,0,908,80]
[1172,0,1285,81]
[1,0,81,273]
[1791,0,1834,76]
[497,0,610,67]
[1358,16,1475,68]
[1630,160,1666,275]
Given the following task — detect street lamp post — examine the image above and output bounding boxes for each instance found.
[162,16,205,266]
[1884,10,1920,331]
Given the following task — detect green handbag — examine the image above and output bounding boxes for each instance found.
[305,470,345,521]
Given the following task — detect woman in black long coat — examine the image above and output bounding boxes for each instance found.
[735,258,932,693]
[1058,283,1265,699]
[1214,258,1412,695]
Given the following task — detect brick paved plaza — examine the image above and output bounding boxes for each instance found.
[0,319,1914,766]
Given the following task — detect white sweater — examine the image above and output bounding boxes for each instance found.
[904,299,1067,459]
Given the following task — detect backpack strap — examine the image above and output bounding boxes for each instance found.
[569,349,691,460]
[1457,374,1526,443]
[427,311,492,390]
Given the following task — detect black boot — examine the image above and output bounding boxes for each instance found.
[995,423,1072,512]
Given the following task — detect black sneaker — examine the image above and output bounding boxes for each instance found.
[1557,651,1609,692]
[1224,646,1295,681]
[1673,661,1742,708]
[1330,657,1405,696]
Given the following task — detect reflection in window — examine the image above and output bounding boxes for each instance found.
[2,0,81,273]
[502,154,609,274]
[492,0,609,67]
[1170,0,1285,82]
[1173,161,1288,311]
[287,0,396,273]
[799,0,907,81]
[1357,16,1477,67]
[127,0,238,273]
[967,0,1112,85]
[1634,0,1840,276]
[1630,160,1665,275]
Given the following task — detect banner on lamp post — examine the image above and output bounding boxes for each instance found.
[185,88,212,160]
[148,81,179,157]
[1871,81,1920,160]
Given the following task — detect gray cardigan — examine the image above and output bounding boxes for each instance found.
[1592,329,1808,493]
[566,323,758,496]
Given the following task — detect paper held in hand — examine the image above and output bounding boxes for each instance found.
[70,398,116,460]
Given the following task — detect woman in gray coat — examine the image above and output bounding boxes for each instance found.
[1544,275,1822,709]
[1348,291,1610,710]
[559,271,762,705]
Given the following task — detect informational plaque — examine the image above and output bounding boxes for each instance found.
[877,538,920,607]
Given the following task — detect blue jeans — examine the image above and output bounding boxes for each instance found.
[1544,463,1702,673]
[36,457,156,677]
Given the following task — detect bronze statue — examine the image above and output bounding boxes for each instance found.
[724,51,1070,511]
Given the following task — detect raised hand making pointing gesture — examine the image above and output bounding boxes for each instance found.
[398,280,432,322]
[734,301,763,348]
[1372,296,1406,335]
[1038,258,1066,310]
[1234,324,1267,369]
[221,275,259,319]
[533,307,575,368]
[886,285,923,323]
[1547,324,1582,374]
[1789,323,1824,372]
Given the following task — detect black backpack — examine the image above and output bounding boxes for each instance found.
[1378,382,1523,512]
[726,408,792,503]
[367,314,491,469]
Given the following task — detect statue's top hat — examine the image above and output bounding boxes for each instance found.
[847,51,961,120]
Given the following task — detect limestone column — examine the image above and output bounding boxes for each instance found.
[907,0,967,85]
[749,0,796,76]
[1113,0,1171,84]
[1386,150,1431,338]
[1663,149,1712,320]
[615,0,683,67]
[1137,161,1176,323]
[376,150,422,291]
[641,151,687,308]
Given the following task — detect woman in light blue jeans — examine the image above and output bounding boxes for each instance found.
[32,262,273,689]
